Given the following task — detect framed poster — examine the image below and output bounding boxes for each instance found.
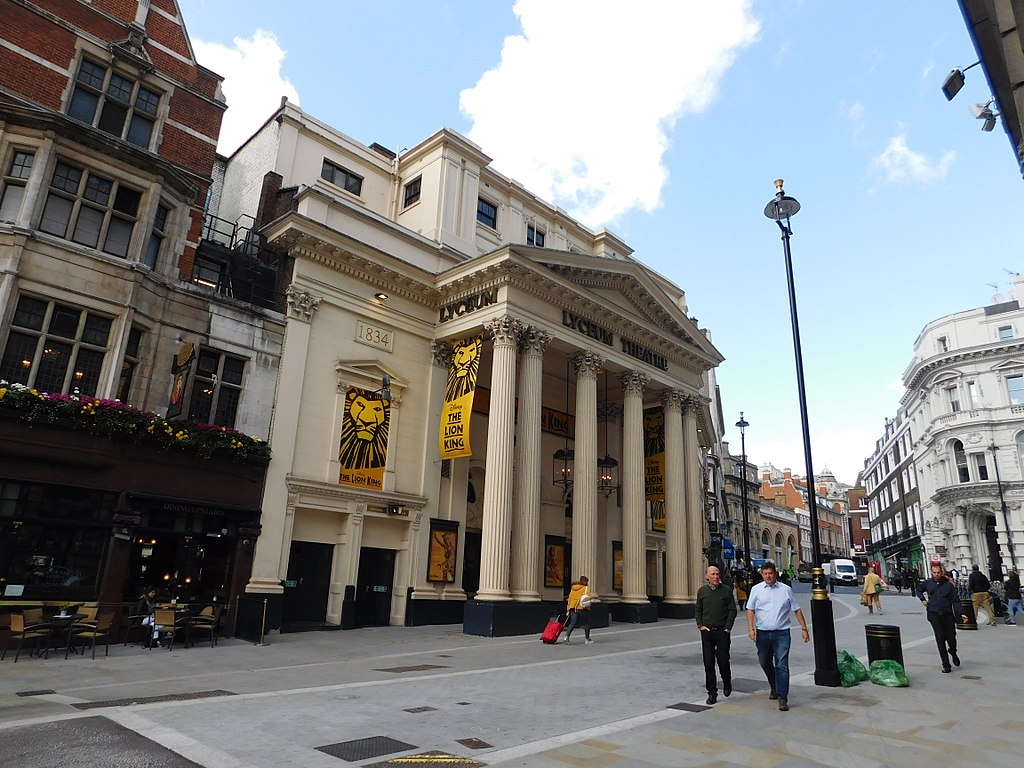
[427,519,459,583]
[650,499,666,533]
[612,540,624,591]
[544,535,565,588]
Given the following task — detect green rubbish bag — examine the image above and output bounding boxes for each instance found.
[836,649,869,687]
[868,659,909,687]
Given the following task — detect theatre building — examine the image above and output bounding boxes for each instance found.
[0,1,282,609]
[215,101,724,636]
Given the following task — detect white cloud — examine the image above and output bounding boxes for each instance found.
[191,31,300,156]
[872,133,954,184]
[459,0,760,228]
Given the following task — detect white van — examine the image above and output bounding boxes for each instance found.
[825,558,859,586]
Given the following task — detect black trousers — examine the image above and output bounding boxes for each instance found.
[927,611,957,667]
[700,627,732,693]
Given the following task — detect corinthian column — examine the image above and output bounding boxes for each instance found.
[572,351,603,584]
[682,397,704,599]
[620,370,649,604]
[475,316,523,601]
[509,326,550,601]
[662,389,687,604]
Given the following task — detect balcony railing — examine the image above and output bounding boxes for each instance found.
[194,213,284,311]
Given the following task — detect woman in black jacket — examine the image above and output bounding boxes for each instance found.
[1005,570,1022,625]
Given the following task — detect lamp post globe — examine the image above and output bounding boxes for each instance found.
[763,180,840,688]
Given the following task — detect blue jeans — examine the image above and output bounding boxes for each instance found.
[1008,598,1023,623]
[755,629,792,699]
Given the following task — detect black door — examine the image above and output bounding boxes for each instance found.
[355,547,395,627]
[283,541,333,626]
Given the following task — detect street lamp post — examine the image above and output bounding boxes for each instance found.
[736,413,751,567]
[988,443,1017,573]
[763,180,840,688]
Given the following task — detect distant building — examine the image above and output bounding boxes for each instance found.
[759,464,847,562]
[846,483,871,560]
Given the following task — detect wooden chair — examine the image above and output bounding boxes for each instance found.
[78,605,99,624]
[66,612,115,659]
[150,609,187,651]
[2,613,49,662]
[186,605,222,648]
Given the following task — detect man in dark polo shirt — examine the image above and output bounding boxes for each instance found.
[696,565,737,705]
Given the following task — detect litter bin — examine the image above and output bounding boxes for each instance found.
[865,624,903,667]
[957,599,978,630]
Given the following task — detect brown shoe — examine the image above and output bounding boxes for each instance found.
[778,699,789,711]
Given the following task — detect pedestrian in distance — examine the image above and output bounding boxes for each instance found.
[1004,569,1022,625]
[918,562,969,672]
[861,565,883,615]
[891,569,904,594]
[696,565,737,705]
[967,564,998,626]
[745,561,810,712]
[562,576,595,644]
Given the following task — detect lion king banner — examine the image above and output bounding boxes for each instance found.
[339,386,390,489]
[644,406,666,501]
[439,336,482,459]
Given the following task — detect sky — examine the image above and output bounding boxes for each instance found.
[176,0,1024,486]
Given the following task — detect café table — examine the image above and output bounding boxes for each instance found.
[42,612,85,658]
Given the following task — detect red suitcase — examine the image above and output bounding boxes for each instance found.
[541,617,566,644]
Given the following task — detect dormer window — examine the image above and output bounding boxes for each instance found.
[67,58,160,149]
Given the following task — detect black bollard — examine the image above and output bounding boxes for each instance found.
[810,567,841,687]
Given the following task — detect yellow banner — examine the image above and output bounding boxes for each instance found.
[439,336,482,459]
[644,406,666,500]
[339,386,390,489]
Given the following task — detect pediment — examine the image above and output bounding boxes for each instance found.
[334,360,409,398]
[992,358,1024,373]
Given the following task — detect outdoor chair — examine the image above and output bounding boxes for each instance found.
[151,609,187,651]
[186,605,222,648]
[2,613,49,662]
[66,611,115,659]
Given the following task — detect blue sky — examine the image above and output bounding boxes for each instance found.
[177,0,1024,485]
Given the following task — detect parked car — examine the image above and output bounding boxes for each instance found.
[797,563,814,582]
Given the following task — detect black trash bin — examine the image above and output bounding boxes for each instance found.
[957,599,978,630]
[865,624,903,667]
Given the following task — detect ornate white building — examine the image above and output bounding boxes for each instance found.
[901,279,1024,580]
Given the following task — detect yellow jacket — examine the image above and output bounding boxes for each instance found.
[862,571,882,595]
[567,582,592,610]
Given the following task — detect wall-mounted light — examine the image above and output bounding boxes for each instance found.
[374,291,389,301]
[970,98,1000,132]
[942,61,980,101]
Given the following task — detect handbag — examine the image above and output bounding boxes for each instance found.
[579,592,593,608]
[859,594,869,606]
[874,582,883,594]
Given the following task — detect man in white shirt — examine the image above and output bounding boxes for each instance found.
[745,561,810,712]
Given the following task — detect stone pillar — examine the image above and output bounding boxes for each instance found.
[620,370,649,604]
[247,288,320,596]
[571,351,603,584]
[662,389,687,604]
[509,326,550,601]
[475,315,523,601]
[682,397,704,599]
[952,507,971,571]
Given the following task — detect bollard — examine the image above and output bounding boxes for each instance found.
[865,624,903,667]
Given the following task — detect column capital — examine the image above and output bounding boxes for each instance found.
[619,370,649,396]
[285,287,321,322]
[519,326,552,356]
[431,340,453,368]
[661,389,687,412]
[485,315,524,347]
[573,350,604,379]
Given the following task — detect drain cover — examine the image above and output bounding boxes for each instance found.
[72,690,235,710]
[374,664,449,673]
[723,677,769,693]
[366,750,484,767]
[962,675,982,680]
[456,738,492,749]
[403,706,437,713]
[16,690,56,697]
[667,702,711,712]
[317,736,417,761]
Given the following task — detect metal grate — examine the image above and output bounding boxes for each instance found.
[316,736,417,762]
[667,702,712,712]
[72,690,234,710]
[366,750,484,767]
[374,664,448,673]
[456,738,492,749]
[722,677,769,693]
[962,675,982,680]
[456,701,472,706]
[403,706,437,713]
[16,690,56,697]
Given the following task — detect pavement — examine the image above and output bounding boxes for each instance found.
[1,587,1021,768]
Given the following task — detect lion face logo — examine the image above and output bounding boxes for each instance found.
[445,337,481,402]
[643,407,666,456]
[339,389,390,469]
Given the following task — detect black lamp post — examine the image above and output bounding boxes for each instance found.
[988,443,1017,573]
[763,180,840,687]
[736,413,751,567]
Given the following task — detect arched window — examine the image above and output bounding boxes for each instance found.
[953,440,969,483]
[774,532,783,562]
[761,529,770,558]
[1017,433,1024,475]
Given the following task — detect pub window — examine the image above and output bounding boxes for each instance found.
[187,349,246,427]
[402,176,421,208]
[527,223,545,247]
[0,149,34,222]
[476,197,497,228]
[321,159,363,196]
[67,58,161,148]
[116,326,144,403]
[39,160,141,257]
[0,295,112,396]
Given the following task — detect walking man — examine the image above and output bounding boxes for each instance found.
[968,564,998,626]
[745,561,810,712]
[918,562,969,672]
[696,565,737,705]
[1004,569,1021,625]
